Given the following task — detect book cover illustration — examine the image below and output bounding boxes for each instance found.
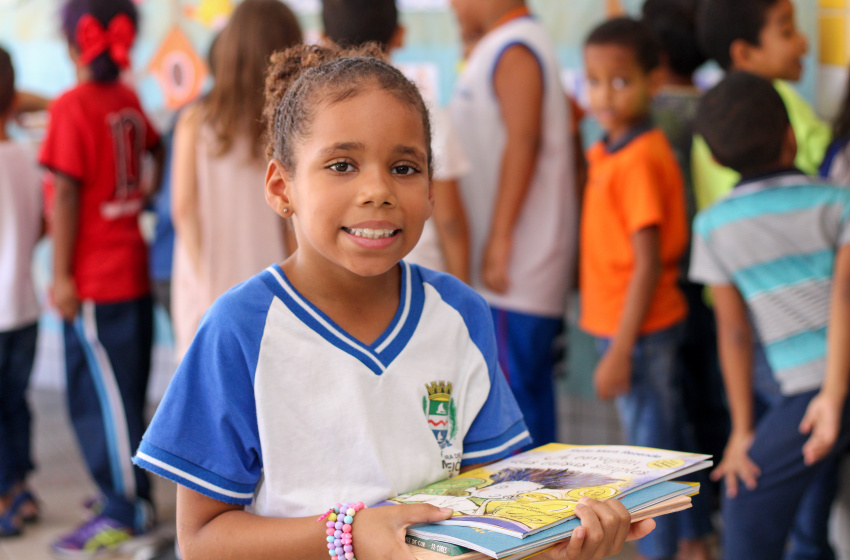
[407,481,698,559]
[387,443,710,537]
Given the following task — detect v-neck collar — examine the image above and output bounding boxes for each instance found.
[261,261,424,375]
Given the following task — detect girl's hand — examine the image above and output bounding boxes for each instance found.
[710,430,759,498]
[799,392,843,465]
[51,275,80,321]
[593,349,631,400]
[539,498,655,560]
[353,504,453,560]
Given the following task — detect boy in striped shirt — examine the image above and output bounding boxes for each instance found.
[690,71,850,560]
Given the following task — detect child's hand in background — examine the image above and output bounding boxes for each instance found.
[711,430,759,497]
[799,391,843,465]
[51,275,80,321]
[539,498,655,560]
[593,348,631,400]
[354,503,453,560]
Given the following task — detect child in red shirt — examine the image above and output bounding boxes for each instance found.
[39,0,163,555]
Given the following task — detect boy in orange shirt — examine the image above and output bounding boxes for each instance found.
[581,18,713,560]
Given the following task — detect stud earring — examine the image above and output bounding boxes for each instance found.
[282,208,290,214]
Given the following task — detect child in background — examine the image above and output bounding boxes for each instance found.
[690,71,850,560]
[170,0,301,360]
[0,45,43,538]
[693,0,830,210]
[449,0,579,446]
[321,0,472,283]
[581,18,713,560]
[38,0,164,555]
[133,43,656,560]
[642,0,730,487]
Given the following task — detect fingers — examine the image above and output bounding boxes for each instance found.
[802,428,836,465]
[724,469,738,498]
[563,499,630,559]
[398,504,454,527]
[626,518,655,542]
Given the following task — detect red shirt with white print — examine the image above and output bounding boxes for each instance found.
[40,81,159,302]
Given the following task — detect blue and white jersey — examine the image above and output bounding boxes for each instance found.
[134,262,531,516]
[690,170,850,395]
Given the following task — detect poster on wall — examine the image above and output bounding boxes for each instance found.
[185,0,234,29]
[148,26,209,110]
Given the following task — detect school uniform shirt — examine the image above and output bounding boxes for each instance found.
[450,15,577,317]
[40,82,160,302]
[134,262,532,515]
[0,141,42,331]
[580,127,688,338]
[690,170,850,395]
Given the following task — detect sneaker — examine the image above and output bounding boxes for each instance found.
[51,514,146,558]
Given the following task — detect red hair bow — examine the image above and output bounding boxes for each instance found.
[75,14,136,69]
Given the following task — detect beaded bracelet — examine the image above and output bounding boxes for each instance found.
[318,502,367,560]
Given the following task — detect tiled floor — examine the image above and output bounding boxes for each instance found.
[0,390,177,560]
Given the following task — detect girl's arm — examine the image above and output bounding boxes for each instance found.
[798,244,850,464]
[708,284,759,498]
[178,487,654,560]
[176,486,453,560]
[171,107,203,274]
[432,178,470,284]
[51,174,81,320]
[593,226,660,400]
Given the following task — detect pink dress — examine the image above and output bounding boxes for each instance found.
[172,123,287,359]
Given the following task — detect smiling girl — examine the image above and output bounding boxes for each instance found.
[133,44,654,560]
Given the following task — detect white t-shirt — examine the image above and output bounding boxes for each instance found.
[450,16,577,317]
[0,141,42,331]
[135,262,531,515]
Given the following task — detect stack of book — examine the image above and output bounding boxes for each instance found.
[379,443,711,560]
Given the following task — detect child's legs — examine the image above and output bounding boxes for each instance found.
[490,307,562,446]
[721,391,850,560]
[600,323,712,559]
[0,323,38,495]
[784,456,840,560]
[64,297,153,530]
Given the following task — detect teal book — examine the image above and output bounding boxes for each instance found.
[407,480,698,559]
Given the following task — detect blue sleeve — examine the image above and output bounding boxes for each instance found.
[417,267,533,466]
[133,282,272,505]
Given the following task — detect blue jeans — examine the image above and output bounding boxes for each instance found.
[721,390,850,560]
[0,323,38,495]
[596,323,714,559]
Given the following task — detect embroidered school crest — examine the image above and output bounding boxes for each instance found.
[424,381,457,449]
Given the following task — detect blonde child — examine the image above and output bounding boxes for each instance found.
[39,0,164,554]
[170,0,301,360]
[133,44,655,560]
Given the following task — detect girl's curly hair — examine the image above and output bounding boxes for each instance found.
[262,43,432,177]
